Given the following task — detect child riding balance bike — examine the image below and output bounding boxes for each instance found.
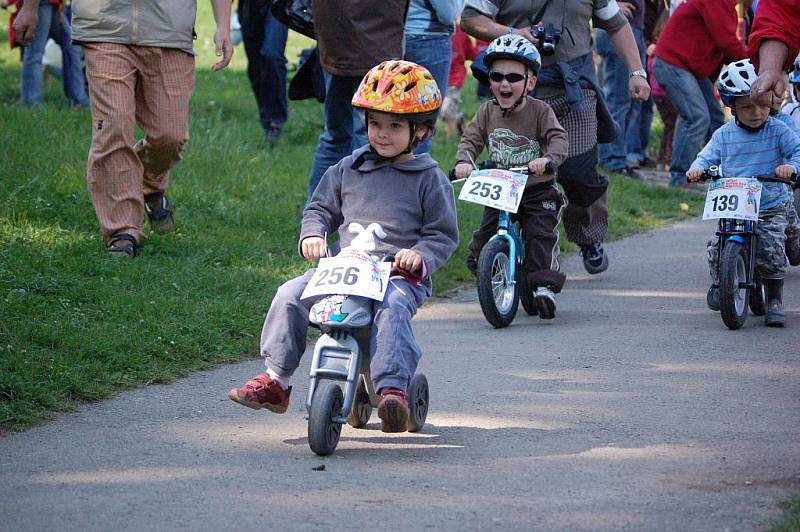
[452,35,568,325]
[227,60,459,447]
[687,59,800,328]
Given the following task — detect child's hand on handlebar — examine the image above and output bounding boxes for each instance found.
[775,164,796,180]
[301,237,327,260]
[454,163,473,180]
[686,168,704,182]
[528,157,552,175]
[395,249,423,273]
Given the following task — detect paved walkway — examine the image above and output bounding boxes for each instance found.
[2,218,799,531]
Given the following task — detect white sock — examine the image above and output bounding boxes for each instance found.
[266,367,291,390]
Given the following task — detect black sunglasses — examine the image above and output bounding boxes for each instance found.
[489,71,526,83]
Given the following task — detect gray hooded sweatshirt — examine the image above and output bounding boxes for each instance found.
[301,145,459,277]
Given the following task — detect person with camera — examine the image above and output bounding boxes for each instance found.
[461,0,649,275]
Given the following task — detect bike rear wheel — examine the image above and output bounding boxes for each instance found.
[719,241,749,330]
[477,239,519,328]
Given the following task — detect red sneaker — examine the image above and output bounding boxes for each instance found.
[227,373,291,413]
[377,388,409,433]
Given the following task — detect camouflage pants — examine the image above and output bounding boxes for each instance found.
[707,199,790,279]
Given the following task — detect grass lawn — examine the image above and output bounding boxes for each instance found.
[0,6,704,430]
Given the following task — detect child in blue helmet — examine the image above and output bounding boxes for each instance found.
[687,59,800,327]
[453,34,568,319]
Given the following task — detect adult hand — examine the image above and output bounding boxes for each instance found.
[646,43,656,56]
[750,69,788,107]
[395,249,423,274]
[211,27,233,71]
[12,1,39,47]
[618,1,636,19]
[301,237,327,260]
[629,76,651,101]
[512,26,537,46]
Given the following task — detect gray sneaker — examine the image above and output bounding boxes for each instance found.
[534,287,556,319]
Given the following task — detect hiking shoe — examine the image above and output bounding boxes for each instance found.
[620,167,643,180]
[707,286,720,311]
[377,388,409,433]
[580,242,609,274]
[227,373,291,413]
[534,287,556,319]
[144,193,175,234]
[107,233,137,258]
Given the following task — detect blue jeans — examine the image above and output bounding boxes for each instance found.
[238,0,288,131]
[625,28,653,164]
[596,28,642,170]
[20,3,88,106]
[652,57,725,175]
[403,32,453,154]
[307,71,367,201]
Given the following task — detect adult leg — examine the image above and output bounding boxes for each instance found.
[625,28,648,167]
[19,2,54,106]
[596,29,630,172]
[51,11,89,106]
[370,279,430,393]
[652,58,710,182]
[307,72,363,200]
[83,43,144,243]
[404,32,453,154]
[699,76,725,137]
[132,46,195,198]
[258,6,289,133]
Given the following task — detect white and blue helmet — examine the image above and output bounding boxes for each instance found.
[789,55,800,85]
[717,59,758,106]
[484,34,542,75]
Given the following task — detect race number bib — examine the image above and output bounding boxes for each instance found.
[702,178,762,221]
[301,248,392,301]
[458,169,528,213]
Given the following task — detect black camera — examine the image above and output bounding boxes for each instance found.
[531,23,561,55]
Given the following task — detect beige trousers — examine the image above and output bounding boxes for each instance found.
[83,42,195,243]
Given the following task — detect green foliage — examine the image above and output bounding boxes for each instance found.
[0,8,703,429]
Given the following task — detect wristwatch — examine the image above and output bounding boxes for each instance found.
[629,69,648,80]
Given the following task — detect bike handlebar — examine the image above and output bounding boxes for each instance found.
[698,166,798,186]
[448,160,556,182]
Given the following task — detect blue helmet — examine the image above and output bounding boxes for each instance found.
[484,34,542,75]
[717,59,758,106]
[790,55,800,85]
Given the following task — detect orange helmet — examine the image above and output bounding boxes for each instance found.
[352,60,442,122]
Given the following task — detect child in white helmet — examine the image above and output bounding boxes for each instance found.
[782,55,800,132]
[453,34,568,319]
[687,59,800,327]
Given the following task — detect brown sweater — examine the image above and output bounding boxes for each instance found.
[455,97,568,187]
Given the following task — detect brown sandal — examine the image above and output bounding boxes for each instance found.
[107,233,137,258]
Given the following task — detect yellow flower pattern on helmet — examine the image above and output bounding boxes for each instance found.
[352,60,442,115]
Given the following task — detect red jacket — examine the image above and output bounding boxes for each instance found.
[448,25,477,88]
[654,0,746,80]
[747,0,800,70]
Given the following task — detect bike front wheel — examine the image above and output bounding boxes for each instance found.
[719,241,749,330]
[477,239,519,328]
[308,381,344,456]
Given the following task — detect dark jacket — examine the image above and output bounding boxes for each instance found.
[311,0,409,77]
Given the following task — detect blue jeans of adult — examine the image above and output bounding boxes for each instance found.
[238,0,288,132]
[403,32,453,154]
[625,28,653,165]
[652,57,725,176]
[20,2,88,106]
[596,28,641,171]
[306,71,367,201]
